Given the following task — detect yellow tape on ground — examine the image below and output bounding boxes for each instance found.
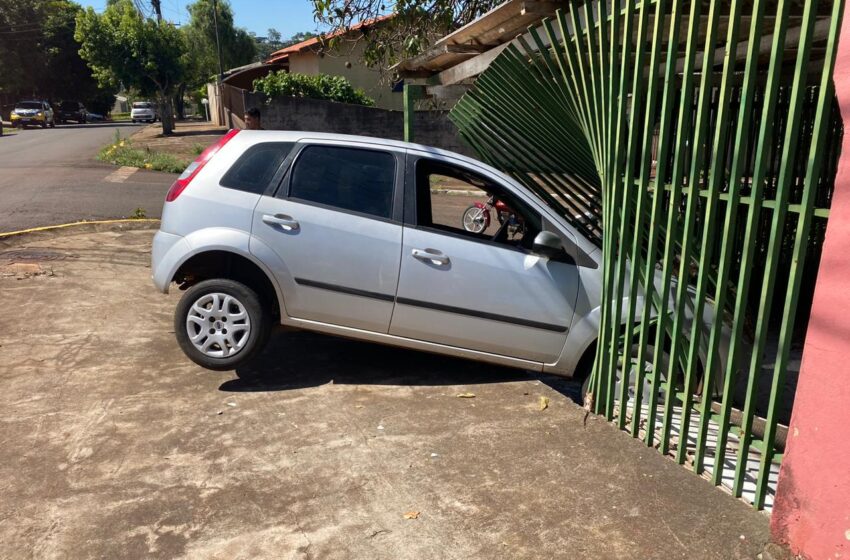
[0,219,160,239]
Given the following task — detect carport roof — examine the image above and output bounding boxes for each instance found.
[394,0,832,87]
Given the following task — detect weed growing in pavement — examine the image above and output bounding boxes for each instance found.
[98,135,189,174]
[191,143,205,156]
[130,207,148,219]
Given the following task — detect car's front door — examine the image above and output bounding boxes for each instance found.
[251,141,405,333]
[389,155,579,364]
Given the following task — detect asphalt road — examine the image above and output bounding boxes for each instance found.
[0,122,175,233]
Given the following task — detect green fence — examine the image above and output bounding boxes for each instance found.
[450,0,844,510]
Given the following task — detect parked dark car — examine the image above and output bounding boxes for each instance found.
[57,101,87,124]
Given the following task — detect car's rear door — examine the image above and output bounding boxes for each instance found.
[389,153,578,364]
[251,140,405,333]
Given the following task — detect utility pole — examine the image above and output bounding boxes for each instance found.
[151,0,162,22]
[212,0,224,82]
[212,0,225,126]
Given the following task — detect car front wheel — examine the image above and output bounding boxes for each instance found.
[174,279,271,371]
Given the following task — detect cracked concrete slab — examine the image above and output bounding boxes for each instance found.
[0,226,773,559]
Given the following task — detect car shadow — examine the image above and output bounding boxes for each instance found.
[221,329,583,403]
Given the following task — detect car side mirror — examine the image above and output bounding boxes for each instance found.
[533,231,566,258]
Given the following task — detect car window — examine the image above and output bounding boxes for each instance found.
[17,102,41,110]
[288,145,395,219]
[414,159,541,249]
[220,142,294,195]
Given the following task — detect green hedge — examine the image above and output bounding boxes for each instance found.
[253,71,375,107]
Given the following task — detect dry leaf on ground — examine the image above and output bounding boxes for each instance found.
[403,511,420,519]
[539,396,550,411]
[456,392,476,398]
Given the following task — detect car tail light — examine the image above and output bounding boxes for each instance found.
[165,129,240,202]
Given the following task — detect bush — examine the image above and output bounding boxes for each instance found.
[253,71,375,106]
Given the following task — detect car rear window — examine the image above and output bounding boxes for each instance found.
[288,145,395,219]
[220,142,294,194]
[133,102,152,109]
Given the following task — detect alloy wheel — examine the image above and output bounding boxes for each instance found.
[185,292,252,358]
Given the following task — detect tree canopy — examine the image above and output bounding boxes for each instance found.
[76,0,185,133]
[311,0,501,69]
[253,29,318,61]
[0,0,114,113]
[184,0,255,78]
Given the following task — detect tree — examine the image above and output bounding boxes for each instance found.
[310,0,500,69]
[252,29,317,62]
[0,0,115,107]
[76,0,185,134]
[185,0,256,76]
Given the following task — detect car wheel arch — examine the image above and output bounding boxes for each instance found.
[171,248,285,321]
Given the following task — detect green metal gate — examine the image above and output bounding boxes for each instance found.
[449,0,844,510]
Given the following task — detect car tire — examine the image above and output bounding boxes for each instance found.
[462,205,489,233]
[174,279,271,371]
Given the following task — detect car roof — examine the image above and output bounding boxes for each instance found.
[236,130,484,167]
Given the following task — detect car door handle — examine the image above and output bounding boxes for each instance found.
[262,214,299,230]
[411,248,450,265]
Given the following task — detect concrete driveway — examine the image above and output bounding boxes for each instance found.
[0,225,772,559]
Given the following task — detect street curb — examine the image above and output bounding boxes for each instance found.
[0,219,160,245]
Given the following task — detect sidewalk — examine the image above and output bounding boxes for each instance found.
[0,225,781,559]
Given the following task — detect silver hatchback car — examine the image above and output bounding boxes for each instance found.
[152,130,611,379]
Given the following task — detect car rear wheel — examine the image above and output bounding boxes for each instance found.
[174,279,271,371]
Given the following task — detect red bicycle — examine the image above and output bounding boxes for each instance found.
[462,195,525,237]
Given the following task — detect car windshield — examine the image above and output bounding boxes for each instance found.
[60,102,78,109]
[133,103,152,109]
[16,102,41,110]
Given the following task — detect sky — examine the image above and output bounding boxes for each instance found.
[77,0,328,39]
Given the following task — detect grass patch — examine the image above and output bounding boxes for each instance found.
[98,133,189,173]
[1,126,18,135]
[111,112,131,121]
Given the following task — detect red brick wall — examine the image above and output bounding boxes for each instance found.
[771,11,850,559]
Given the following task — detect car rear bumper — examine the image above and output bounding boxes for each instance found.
[151,230,189,293]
